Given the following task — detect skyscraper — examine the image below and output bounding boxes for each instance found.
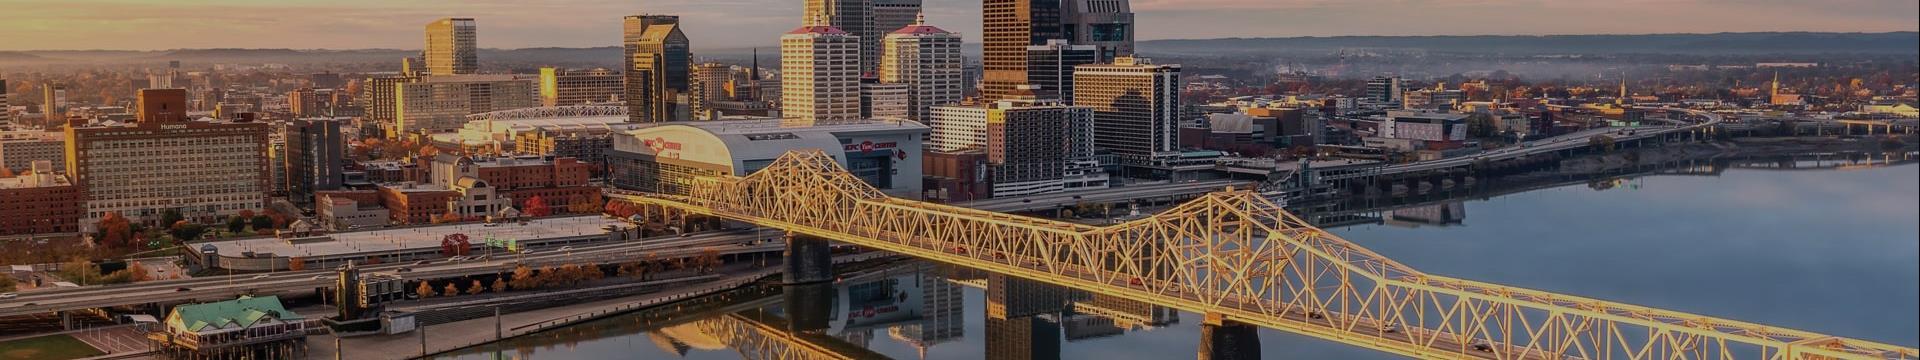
[871,0,924,34]
[781,17,864,125]
[1025,40,1099,102]
[804,0,877,76]
[881,12,963,122]
[0,79,10,129]
[1073,57,1180,167]
[623,15,691,123]
[284,118,345,207]
[690,63,733,120]
[1365,76,1402,103]
[1061,0,1134,60]
[393,75,537,136]
[981,0,1064,101]
[929,94,1091,197]
[42,83,67,118]
[424,18,479,76]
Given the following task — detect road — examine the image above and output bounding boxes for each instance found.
[961,179,1251,212]
[0,230,789,318]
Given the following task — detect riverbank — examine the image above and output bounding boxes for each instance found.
[1558,135,1916,175]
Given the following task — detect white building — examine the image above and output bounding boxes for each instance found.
[0,130,64,173]
[929,95,1094,197]
[881,13,963,122]
[862,82,911,120]
[780,17,864,125]
[608,118,929,199]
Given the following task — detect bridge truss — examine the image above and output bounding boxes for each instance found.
[612,150,1915,360]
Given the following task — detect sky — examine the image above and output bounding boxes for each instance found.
[0,0,1915,51]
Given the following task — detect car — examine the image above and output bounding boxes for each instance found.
[175,287,192,292]
[520,249,538,255]
[1128,277,1144,286]
[413,260,430,265]
[396,267,413,273]
[0,293,16,299]
[1307,312,1325,320]
[250,274,270,280]
[311,275,332,280]
[558,246,574,252]
[1471,341,1494,352]
[483,222,501,227]
[679,233,693,237]
[1382,323,1399,333]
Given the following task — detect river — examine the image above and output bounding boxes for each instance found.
[441,160,1918,360]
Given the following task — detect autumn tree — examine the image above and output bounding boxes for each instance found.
[434,211,461,224]
[169,221,208,242]
[0,167,14,178]
[443,282,460,297]
[416,281,437,298]
[523,196,552,217]
[510,265,537,290]
[467,280,486,295]
[97,212,134,248]
[491,277,508,293]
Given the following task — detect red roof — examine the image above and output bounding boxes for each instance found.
[890,24,951,35]
[787,25,849,35]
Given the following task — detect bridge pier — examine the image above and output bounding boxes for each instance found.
[59,310,73,330]
[1199,313,1262,360]
[783,282,835,332]
[782,233,834,284]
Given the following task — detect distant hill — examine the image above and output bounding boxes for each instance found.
[1136,32,1920,56]
[0,51,49,62]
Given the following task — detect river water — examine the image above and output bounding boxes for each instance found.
[443,161,1918,359]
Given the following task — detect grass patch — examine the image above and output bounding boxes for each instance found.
[0,334,106,360]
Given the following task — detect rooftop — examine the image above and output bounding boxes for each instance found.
[168,295,300,333]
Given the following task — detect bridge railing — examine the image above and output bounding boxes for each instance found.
[614,150,1915,360]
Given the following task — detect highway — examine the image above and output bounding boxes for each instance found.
[1326,107,1724,181]
[0,230,789,318]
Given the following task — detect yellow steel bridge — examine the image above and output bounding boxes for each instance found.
[609,150,1916,360]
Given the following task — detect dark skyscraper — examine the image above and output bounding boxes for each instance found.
[1024,40,1098,102]
[284,118,344,207]
[1061,0,1134,61]
[981,0,1064,102]
[623,15,691,123]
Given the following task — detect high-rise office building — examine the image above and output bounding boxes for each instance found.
[1061,0,1134,60]
[782,17,864,125]
[538,67,624,107]
[861,80,910,120]
[66,89,270,230]
[0,79,10,129]
[981,0,1065,101]
[393,75,537,136]
[872,0,924,34]
[1073,57,1180,167]
[804,0,878,76]
[690,63,733,120]
[623,15,691,123]
[1365,76,1402,103]
[285,118,345,207]
[1025,40,1099,102]
[881,13,962,122]
[425,18,479,76]
[360,73,420,130]
[42,83,67,118]
[930,94,1090,197]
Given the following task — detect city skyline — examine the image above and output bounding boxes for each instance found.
[2,0,1916,51]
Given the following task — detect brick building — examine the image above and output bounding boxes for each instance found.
[0,161,82,237]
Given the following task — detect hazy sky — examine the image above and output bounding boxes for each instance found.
[1,0,1915,51]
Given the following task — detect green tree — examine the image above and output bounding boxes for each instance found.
[223,216,245,233]
[158,209,185,230]
[251,215,274,231]
[169,221,208,242]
